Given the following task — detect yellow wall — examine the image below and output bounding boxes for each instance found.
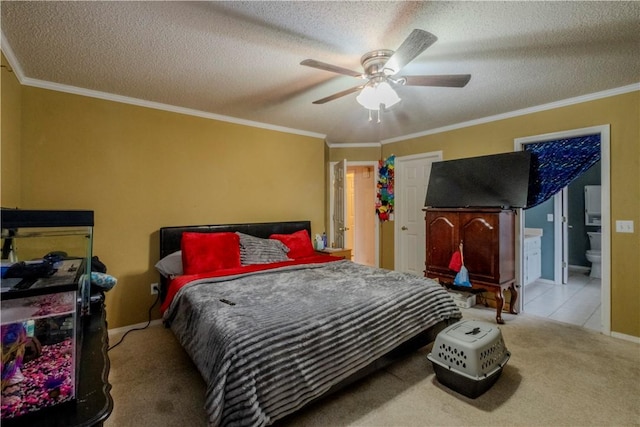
[6,85,325,329]
[1,54,22,207]
[328,145,381,163]
[3,60,638,337]
[374,91,639,337]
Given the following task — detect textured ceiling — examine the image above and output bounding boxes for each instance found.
[2,1,639,144]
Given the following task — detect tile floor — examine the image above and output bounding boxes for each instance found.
[521,269,601,331]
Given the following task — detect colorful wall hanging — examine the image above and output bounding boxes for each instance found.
[376,155,395,222]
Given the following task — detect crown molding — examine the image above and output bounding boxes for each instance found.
[21,76,327,140]
[325,141,381,148]
[3,32,636,148]
[1,32,26,83]
[1,36,325,141]
[381,83,640,145]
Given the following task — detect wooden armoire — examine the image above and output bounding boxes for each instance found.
[424,207,518,324]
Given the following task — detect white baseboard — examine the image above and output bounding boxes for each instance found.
[533,278,556,285]
[610,331,640,344]
[108,319,164,337]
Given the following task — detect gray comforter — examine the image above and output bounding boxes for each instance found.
[163,260,461,426]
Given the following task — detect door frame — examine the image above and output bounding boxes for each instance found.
[394,151,443,274]
[332,159,347,250]
[329,160,380,267]
[514,124,610,335]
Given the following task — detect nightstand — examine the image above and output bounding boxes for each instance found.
[315,248,352,260]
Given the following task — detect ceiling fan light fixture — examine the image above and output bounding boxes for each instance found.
[356,81,401,111]
[376,81,401,108]
[356,85,378,110]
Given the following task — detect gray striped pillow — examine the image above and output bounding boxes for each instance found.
[236,232,292,265]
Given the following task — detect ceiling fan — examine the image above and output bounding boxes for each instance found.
[301,29,471,113]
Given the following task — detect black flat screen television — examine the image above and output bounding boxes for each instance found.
[424,151,532,209]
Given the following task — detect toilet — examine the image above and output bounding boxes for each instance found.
[586,232,601,279]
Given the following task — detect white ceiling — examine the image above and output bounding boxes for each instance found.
[2,1,639,145]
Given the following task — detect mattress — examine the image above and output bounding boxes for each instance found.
[163,259,461,426]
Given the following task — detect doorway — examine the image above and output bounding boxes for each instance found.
[346,165,377,266]
[515,125,610,334]
[329,161,379,267]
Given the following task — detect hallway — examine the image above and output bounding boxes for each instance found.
[523,269,601,331]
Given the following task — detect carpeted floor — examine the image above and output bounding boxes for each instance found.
[105,307,640,426]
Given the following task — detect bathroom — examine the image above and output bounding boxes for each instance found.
[524,160,601,280]
[569,160,602,277]
[522,160,601,329]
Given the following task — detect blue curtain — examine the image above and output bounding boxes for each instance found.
[524,134,600,209]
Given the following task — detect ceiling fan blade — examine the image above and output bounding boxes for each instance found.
[312,85,364,104]
[384,29,438,75]
[300,59,363,78]
[401,74,472,87]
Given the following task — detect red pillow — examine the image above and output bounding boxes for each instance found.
[270,229,315,259]
[181,232,241,275]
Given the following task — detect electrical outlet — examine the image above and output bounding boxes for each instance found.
[615,220,634,233]
[150,283,159,295]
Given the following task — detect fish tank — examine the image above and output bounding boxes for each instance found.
[1,209,93,421]
[1,289,77,419]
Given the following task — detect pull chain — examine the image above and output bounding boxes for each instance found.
[367,109,382,124]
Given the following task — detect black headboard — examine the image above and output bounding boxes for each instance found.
[158,220,311,297]
[159,220,311,259]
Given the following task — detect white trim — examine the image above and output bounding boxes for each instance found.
[108,319,163,337]
[514,125,611,336]
[328,161,340,251]
[1,32,325,142]
[4,30,636,148]
[383,84,638,145]
[534,278,557,286]
[25,76,326,139]
[329,162,335,250]
[552,191,563,284]
[1,32,26,81]
[610,331,640,344]
[325,141,381,148]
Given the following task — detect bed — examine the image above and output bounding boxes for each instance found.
[158,220,462,427]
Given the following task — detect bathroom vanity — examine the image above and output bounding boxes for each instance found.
[523,228,542,285]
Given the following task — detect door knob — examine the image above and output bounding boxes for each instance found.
[401,226,408,231]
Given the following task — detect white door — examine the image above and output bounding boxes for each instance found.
[551,189,570,284]
[333,159,347,248]
[561,188,569,284]
[346,170,355,254]
[395,152,442,275]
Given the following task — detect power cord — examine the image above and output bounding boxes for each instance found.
[108,291,161,352]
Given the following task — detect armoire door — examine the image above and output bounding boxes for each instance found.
[459,212,500,284]
[425,210,458,278]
